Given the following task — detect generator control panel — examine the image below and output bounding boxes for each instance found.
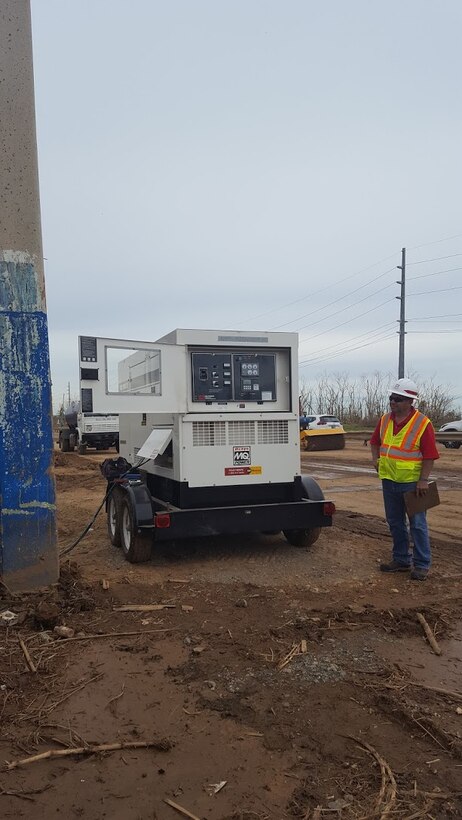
[191,351,276,403]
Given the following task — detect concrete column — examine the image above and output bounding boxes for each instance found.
[0,0,59,590]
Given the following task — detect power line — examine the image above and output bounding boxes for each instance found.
[234,253,398,326]
[236,233,461,330]
[407,285,462,296]
[407,253,462,266]
[299,321,396,362]
[408,313,462,320]
[408,318,462,323]
[299,331,396,369]
[408,265,462,281]
[272,277,396,332]
[298,297,396,341]
[409,232,462,251]
[407,329,462,334]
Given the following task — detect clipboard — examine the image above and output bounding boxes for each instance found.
[404,480,440,517]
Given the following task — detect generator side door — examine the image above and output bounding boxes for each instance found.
[78,336,187,414]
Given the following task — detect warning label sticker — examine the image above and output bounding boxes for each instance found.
[224,466,262,476]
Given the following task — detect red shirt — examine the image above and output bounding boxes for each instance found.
[370,410,440,460]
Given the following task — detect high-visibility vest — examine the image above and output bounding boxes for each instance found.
[378,410,430,483]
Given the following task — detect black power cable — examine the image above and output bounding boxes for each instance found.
[59,456,151,559]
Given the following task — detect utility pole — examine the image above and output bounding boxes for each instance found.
[396,247,406,378]
[0,1,59,590]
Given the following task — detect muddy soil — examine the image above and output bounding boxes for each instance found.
[1,440,461,819]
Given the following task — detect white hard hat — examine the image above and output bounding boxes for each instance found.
[389,378,419,399]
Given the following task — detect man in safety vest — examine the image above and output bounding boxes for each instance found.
[370,378,439,581]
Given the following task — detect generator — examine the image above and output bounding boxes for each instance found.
[78,329,335,562]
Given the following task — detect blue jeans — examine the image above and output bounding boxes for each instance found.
[381,479,431,570]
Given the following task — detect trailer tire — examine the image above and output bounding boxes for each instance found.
[283,527,321,547]
[107,489,123,547]
[120,497,152,563]
[283,476,324,548]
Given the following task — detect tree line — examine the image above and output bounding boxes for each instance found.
[299,371,461,428]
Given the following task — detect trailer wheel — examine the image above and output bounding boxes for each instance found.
[283,476,324,548]
[107,490,122,547]
[61,432,70,452]
[283,527,321,547]
[120,497,152,563]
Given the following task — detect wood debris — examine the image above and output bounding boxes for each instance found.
[416,612,442,655]
[18,638,37,673]
[50,628,175,642]
[105,685,125,714]
[6,738,172,770]
[113,604,176,612]
[349,736,397,818]
[101,579,110,590]
[277,640,308,670]
[163,797,201,820]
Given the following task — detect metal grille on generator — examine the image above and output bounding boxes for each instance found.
[227,420,256,445]
[192,420,289,446]
[257,420,289,444]
[192,421,226,446]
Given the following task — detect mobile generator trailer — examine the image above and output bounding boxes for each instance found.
[78,330,335,563]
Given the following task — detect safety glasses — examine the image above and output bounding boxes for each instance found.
[389,394,408,403]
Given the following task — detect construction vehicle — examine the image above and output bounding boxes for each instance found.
[79,330,335,563]
[58,400,119,454]
[300,415,346,451]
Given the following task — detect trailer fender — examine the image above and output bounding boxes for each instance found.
[111,481,155,530]
[300,475,325,501]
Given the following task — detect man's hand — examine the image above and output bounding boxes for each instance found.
[416,478,429,496]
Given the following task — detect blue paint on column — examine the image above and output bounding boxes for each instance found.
[0,261,58,588]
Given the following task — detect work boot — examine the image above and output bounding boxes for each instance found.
[379,560,411,573]
[410,567,428,581]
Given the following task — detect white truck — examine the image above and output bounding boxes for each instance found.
[58,401,119,454]
[58,336,119,454]
[81,330,336,563]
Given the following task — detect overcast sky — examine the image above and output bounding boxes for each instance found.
[30,0,462,410]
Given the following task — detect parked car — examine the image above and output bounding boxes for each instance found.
[438,419,462,449]
[300,414,343,431]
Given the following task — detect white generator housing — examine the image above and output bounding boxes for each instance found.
[79,328,300,489]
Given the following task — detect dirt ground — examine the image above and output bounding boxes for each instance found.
[1,440,462,819]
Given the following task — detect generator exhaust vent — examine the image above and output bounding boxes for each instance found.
[257,420,289,444]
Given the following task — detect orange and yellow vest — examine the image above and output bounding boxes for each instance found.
[378,410,430,483]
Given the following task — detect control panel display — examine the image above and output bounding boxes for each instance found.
[191,352,276,402]
[80,336,97,362]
